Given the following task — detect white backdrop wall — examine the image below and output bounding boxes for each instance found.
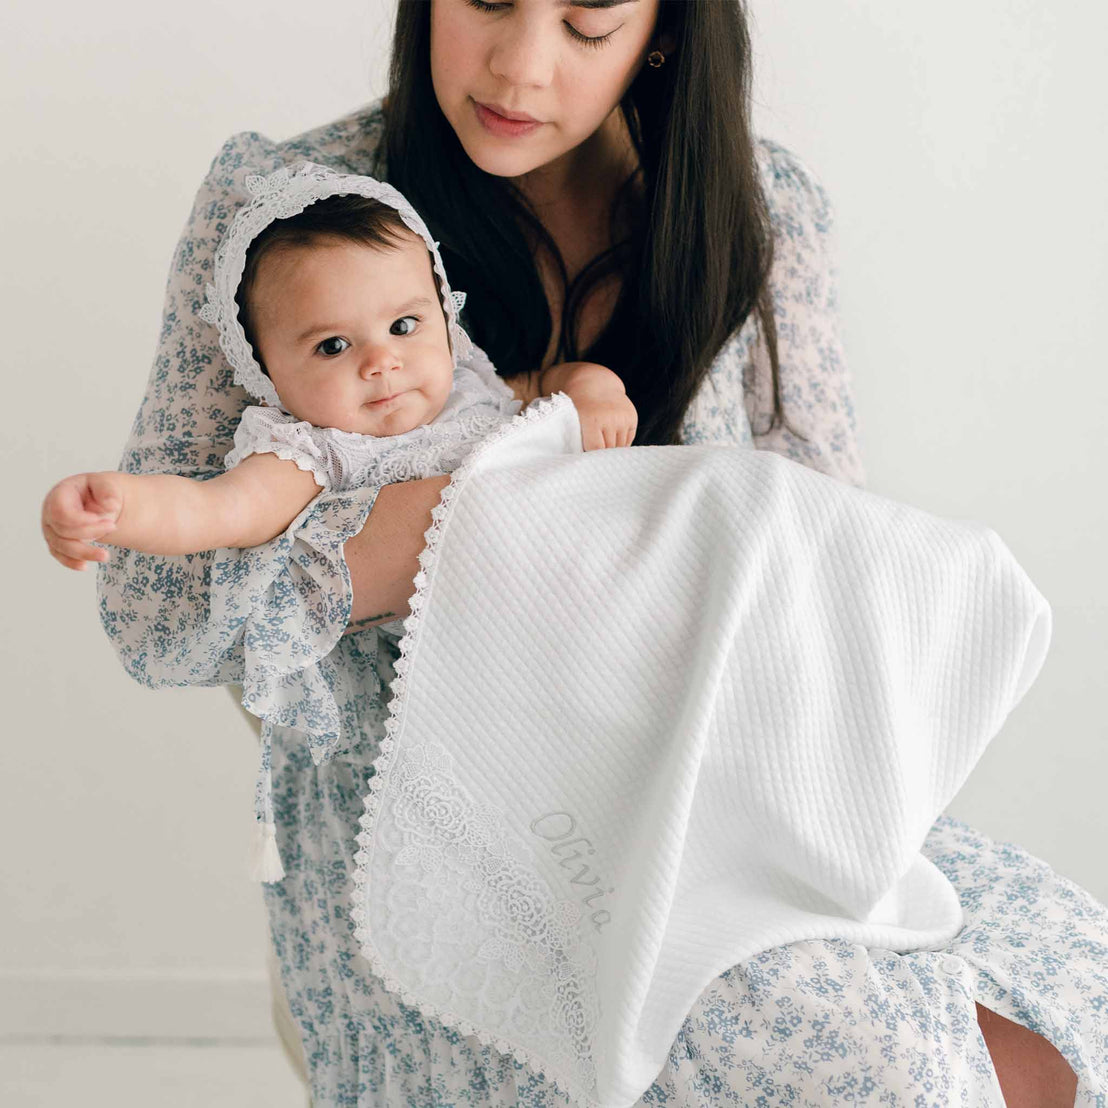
[2,0,1104,1039]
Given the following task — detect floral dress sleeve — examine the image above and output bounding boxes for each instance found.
[743,139,867,489]
[95,129,381,763]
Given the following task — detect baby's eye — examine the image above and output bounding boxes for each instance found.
[315,336,350,358]
[391,315,421,336]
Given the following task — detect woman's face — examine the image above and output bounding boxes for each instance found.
[430,0,664,183]
[249,233,455,436]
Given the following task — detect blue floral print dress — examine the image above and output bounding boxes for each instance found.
[96,99,1108,1106]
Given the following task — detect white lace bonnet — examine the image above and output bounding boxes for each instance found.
[196,160,472,412]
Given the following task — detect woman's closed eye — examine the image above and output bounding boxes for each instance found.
[313,316,422,358]
[462,0,619,49]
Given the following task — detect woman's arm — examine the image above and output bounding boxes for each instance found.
[745,140,867,489]
[342,474,451,634]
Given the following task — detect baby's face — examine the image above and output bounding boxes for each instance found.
[249,231,455,435]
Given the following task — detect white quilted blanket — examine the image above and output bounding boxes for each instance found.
[350,391,1051,1108]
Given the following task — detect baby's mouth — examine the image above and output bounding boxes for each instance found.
[366,391,405,408]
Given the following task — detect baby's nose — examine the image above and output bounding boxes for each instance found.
[359,350,401,379]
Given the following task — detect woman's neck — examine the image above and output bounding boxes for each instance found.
[512,107,639,224]
[511,107,643,288]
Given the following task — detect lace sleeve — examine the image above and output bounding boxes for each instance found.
[95,129,380,690]
[224,405,334,490]
[744,140,867,489]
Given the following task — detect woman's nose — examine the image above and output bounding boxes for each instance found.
[488,15,555,88]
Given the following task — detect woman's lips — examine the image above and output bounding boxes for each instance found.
[472,99,544,138]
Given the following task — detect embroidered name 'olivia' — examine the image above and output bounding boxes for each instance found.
[529,811,614,932]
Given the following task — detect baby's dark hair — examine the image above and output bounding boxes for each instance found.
[234,192,450,378]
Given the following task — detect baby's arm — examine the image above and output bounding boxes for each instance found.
[42,453,324,569]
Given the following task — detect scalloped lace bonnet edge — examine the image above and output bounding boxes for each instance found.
[195,160,471,413]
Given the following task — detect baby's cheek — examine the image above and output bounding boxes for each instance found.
[294,386,341,427]
[433,360,454,399]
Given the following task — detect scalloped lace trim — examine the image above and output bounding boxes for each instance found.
[226,439,331,490]
[196,161,478,412]
[224,369,521,493]
[350,391,602,1106]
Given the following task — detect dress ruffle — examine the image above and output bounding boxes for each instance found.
[208,482,382,879]
[210,483,381,768]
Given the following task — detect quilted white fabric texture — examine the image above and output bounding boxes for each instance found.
[350,391,1052,1108]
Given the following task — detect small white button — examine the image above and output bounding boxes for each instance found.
[941,956,962,976]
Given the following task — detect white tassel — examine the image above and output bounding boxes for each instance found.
[248,819,286,882]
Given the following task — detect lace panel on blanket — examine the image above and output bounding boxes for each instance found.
[371,739,599,1091]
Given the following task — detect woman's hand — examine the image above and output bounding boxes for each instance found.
[41,472,124,570]
[342,474,453,634]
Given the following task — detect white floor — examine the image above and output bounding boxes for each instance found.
[0,1038,309,1108]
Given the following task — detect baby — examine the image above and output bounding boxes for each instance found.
[42,162,637,571]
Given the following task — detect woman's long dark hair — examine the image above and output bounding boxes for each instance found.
[370,0,800,447]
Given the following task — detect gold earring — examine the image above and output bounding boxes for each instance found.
[646,49,666,68]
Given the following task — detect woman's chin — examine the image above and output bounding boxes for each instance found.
[455,124,550,179]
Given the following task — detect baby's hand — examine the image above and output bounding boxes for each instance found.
[41,472,125,571]
[575,392,639,451]
[551,363,638,450]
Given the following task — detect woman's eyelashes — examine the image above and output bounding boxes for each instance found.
[462,0,617,49]
[313,316,422,358]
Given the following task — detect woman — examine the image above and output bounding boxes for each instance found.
[78,0,1104,1103]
